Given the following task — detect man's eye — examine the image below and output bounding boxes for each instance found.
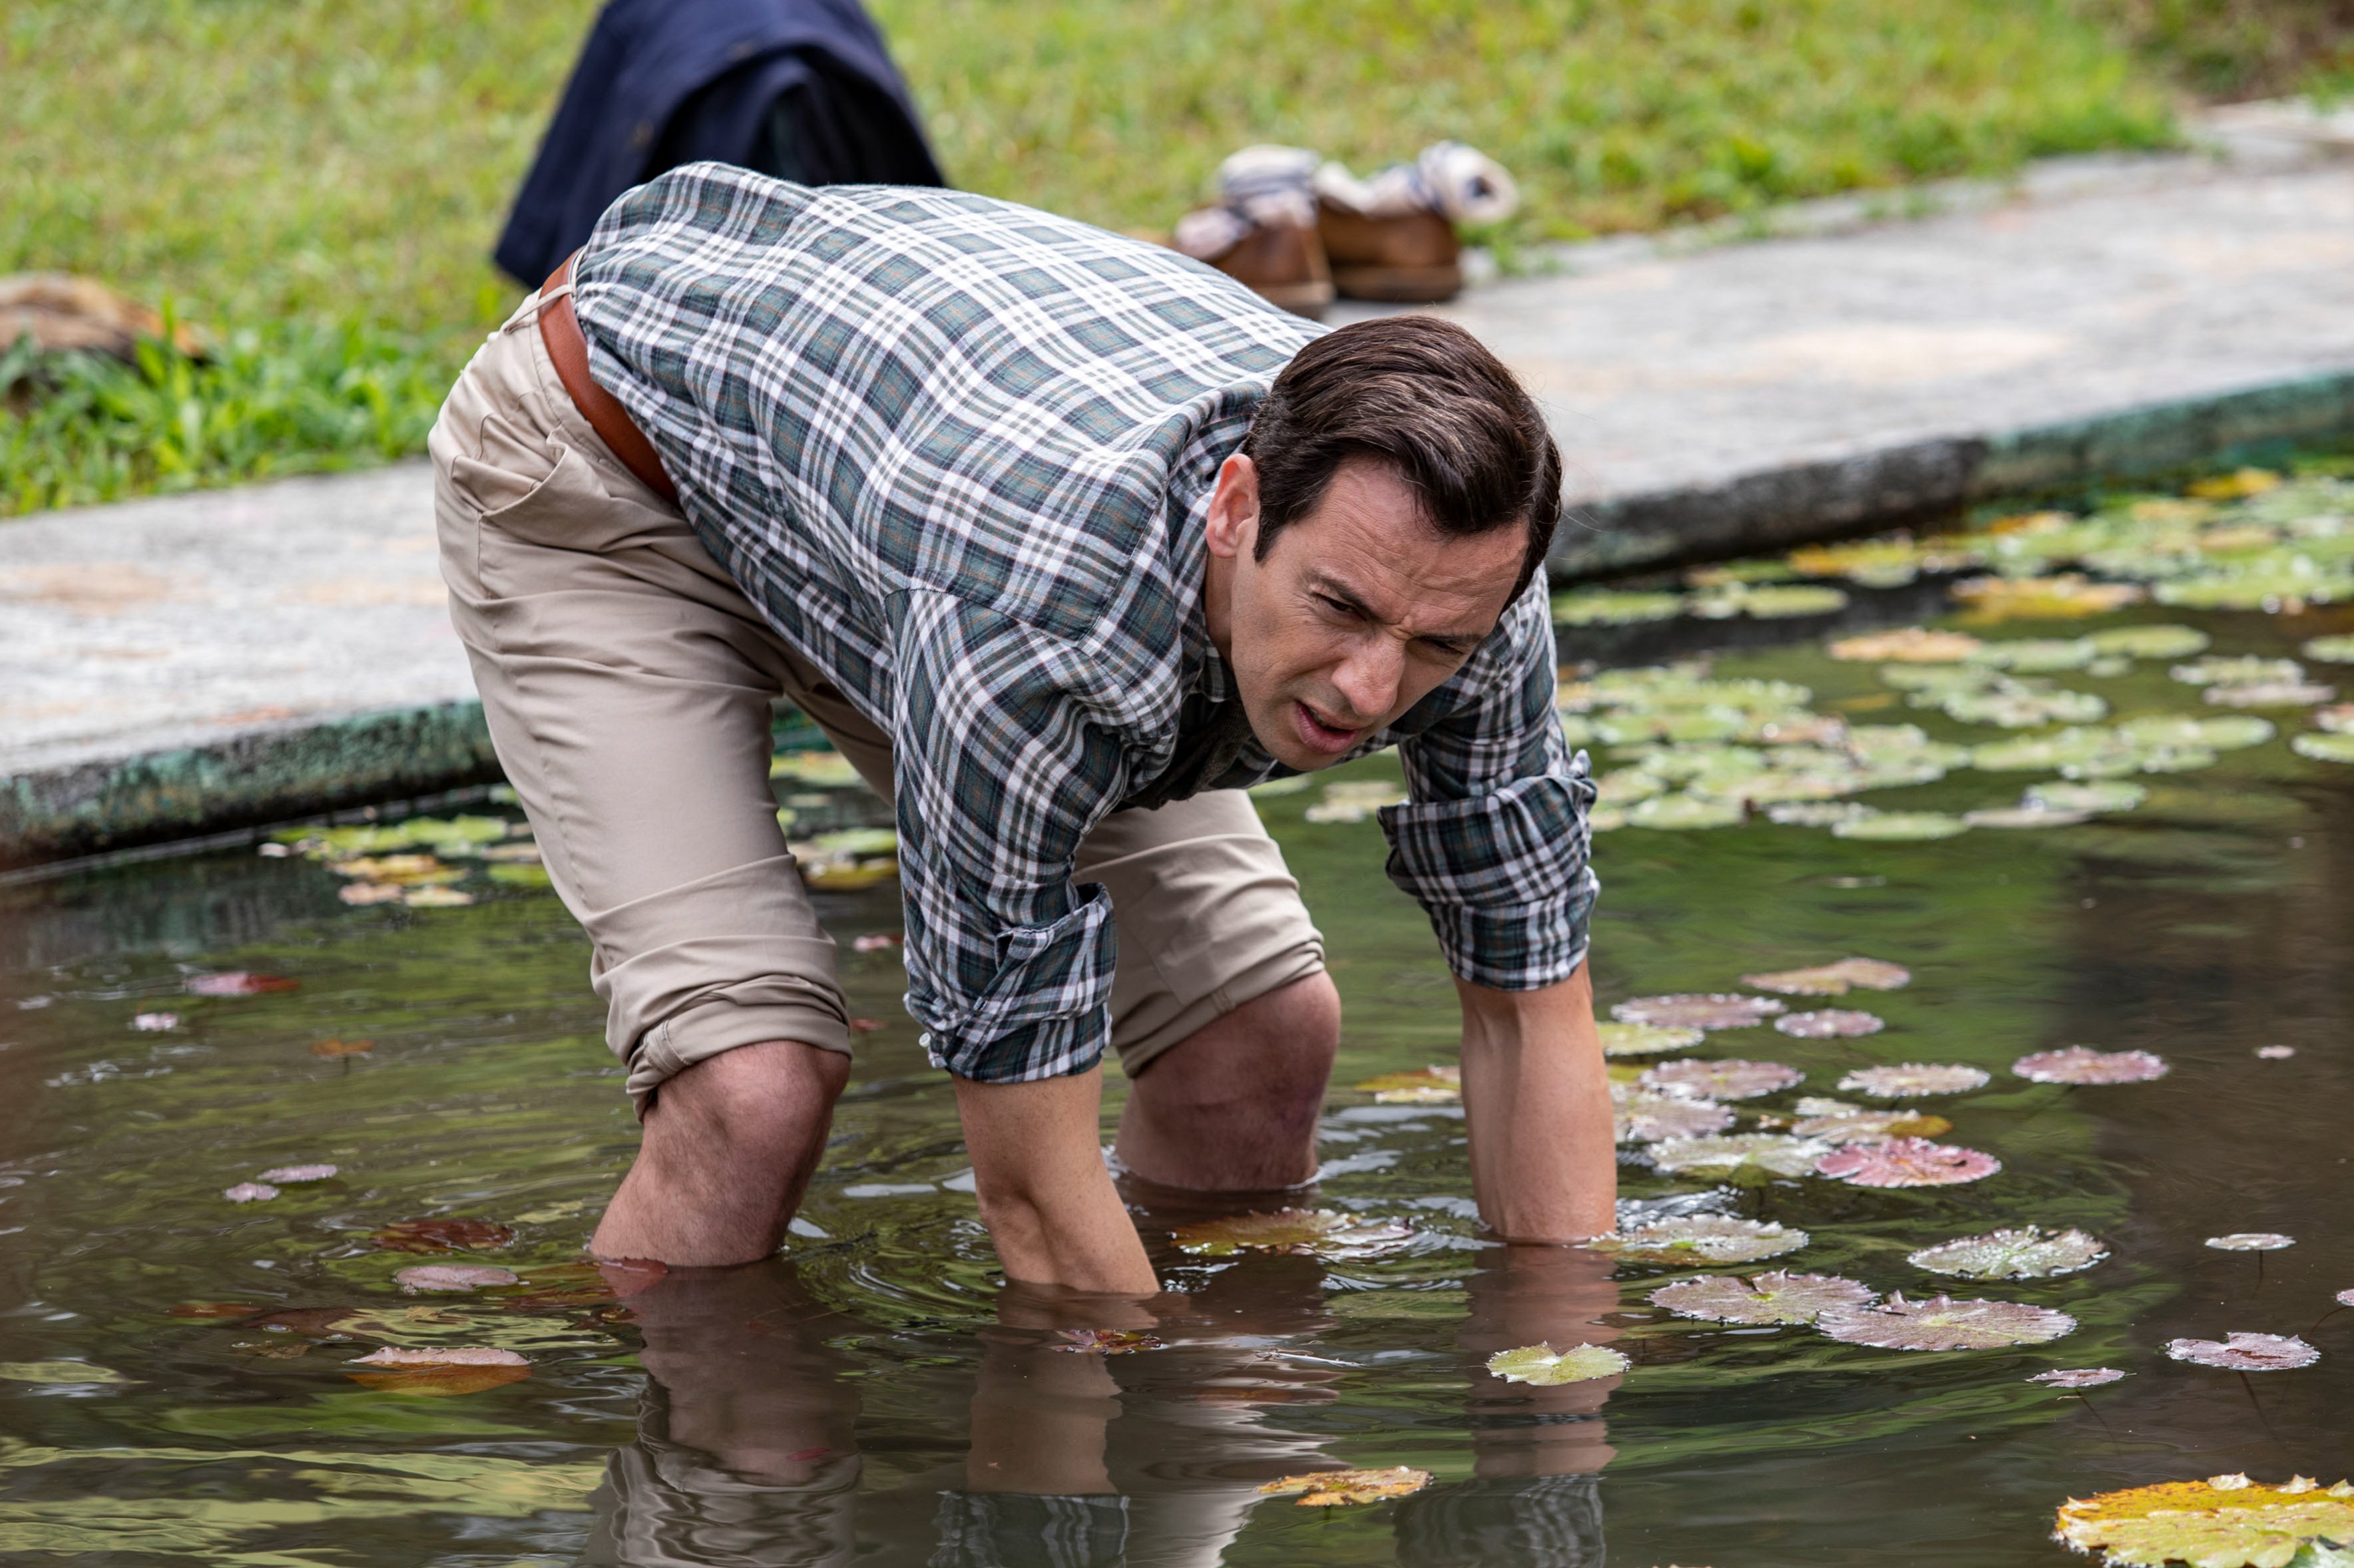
[1317,596,1361,620]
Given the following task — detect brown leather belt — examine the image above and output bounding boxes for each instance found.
[537,251,679,504]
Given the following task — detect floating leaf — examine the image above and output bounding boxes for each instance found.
[1816,1138,2001,1187]
[2174,656,2307,688]
[1964,635,2102,672]
[1792,1108,1953,1144]
[2089,624,2211,660]
[1640,1058,1803,1101]
[2204,678,2336,707]
[1965,806,2091,829]
[1742,957,1911,996]
[1775,1009,1885,1039]
[1598,1022,1706,1057]
[2054,1474,2354,1568]
[485,862,553,888]
[2292,731,2354,764]
[1258,1466,1434,1507]
[2166,1333,2320,1370]
[852,932,903,952]
[0,1360,130,1385]
[1613,994,1785,1031]
[1305,781,1409,824]
[130,1012,179,1032]
[2013,1046,2169,1084]
[352,1345,529,1368]
[256,1164,337,1183]
[1614,1089,1736,1144]
[1837,1063,1990,1098]
[1628,794,1746,830]
[326,853,457,884]
[1648,1270,1874,1324]
[1829,628,1982,663]
[1552,589,1686,626]
[1832,812,1971,841]
[1767,801,1877,827]
[1692,583,1849,620]
[1817,1292,2072,1350]
[2303,634,2354,664]
[339,882,407,905]
[1909,1226,2109,1279]
[396,1265,521,1294]
[2025,780,2147,813]
[2257,1045,2297,1060]
[2117,714,2277,752]
[1953,577,2143,624]
[185,972,298,996]
[403,886,475,908]
[2029,1366,2126,1388]
[371,1218,516,1253]
[1649,1133,1833,1181]
[1051,1328,1164,1354]
[1590,1215,1807,1265]
[349,1362,535,1396]
[1353,1065,1461,1104]
[1171,1209,1413,1260]
[308,1038,375,1058]
[1485,1342,1630,1386]
[2206,1233,2295,1252]
[223,1182,278,1203]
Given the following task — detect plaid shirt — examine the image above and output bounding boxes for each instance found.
[573,166,1596,1082]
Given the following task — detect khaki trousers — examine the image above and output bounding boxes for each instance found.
[428,294,1325,1110]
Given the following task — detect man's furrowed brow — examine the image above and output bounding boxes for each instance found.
[1304,568,1488,652]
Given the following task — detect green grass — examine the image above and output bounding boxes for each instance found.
[1,0,2341,514]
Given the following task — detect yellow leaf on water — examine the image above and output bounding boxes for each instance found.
[0,1362,130,1385]
[1257,1466,1432,1507]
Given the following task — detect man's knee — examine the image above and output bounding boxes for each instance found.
[642,1040,849,1169]
[1138,972,1341,1110]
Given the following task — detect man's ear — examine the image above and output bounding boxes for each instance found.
[1204,454,1259,560]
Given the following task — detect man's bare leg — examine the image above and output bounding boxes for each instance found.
[1112,972,1340,1190]
[592,1040,849,1266]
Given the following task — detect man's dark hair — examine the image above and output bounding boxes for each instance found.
[1239,315,1562,598]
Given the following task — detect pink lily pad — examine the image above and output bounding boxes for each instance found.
[852,932,902,952]
[2012,1046,2169,1084]
[222,1182,279,1203]
[130,1012,180,1032]
[2204,1233,2295,1251]
[1052,1328,1164,1354]
[186,972,300,996]
[1612,994,1785,1031]
[256,1164,338,1184]
[1817,1292,2074,1350]
[2029,1367,2126,1388]
[1612,1089,1735,1144]
[1648,1270,1875,1324]
[1775,1009,1885,1039]
[1836,1063,1990,1098]
[2164,1332,2319,1371]
[395,1265,521,1294]
[352,1345,529,1368]
[1741,958,1912,996]
[1815,1137,2002,1187]
[1588,1214,1808,1265]
[2257,1045,2297,1060]
[1638,1058,1803,1101]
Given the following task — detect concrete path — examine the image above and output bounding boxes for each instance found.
[7,118,2354,863]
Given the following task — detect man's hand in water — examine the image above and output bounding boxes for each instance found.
[1456,965,1616,1243]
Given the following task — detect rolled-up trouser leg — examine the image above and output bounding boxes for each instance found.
[429,297,853,1115]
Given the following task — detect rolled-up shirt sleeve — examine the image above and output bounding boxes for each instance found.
[887,589,1137,1082]
[1379,574,1598,990]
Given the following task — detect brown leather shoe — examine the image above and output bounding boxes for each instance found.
[1317,206,1462,303]
[1176,210,1334,319]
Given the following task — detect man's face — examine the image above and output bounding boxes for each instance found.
[1204,455,1527,772]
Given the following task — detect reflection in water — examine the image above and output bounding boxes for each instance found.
[585,1245,1617,1566]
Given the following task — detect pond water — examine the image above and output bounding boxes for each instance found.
[2,469,2351,1567]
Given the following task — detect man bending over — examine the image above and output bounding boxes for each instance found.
[429,164,1608,1292]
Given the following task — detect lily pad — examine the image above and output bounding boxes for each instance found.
[2292,731,2354,763]
[1965,635,2102,672]
[1767,801,1878,827]
[1817,1292,2073,1350]
[1742,957,1911,996]
[1258,1467,1435,1507]
[1588,1214,1807,1265]
[2258,1045,2298,1059]
[1628,793,1746,830]
[2174,656,2307,688]
[352,1345,529,1368]
[1775,1009,1885,1039]
[2303,634,2354,663]
[1953,578,2143,624]
[2013,1046,2170,1085]
[1831,812,1971,841]
[1053,1328,1165,1354]
[1598,1021,1706,1057]
[2116,714,2277,751]
[1909,1225,2109,1279]
[1791,1108,1953,1144]
[1829,628,1983,663]
[1613,994,1785,1031]
[1639,1058,1803,1101]
[2054,1473,2354,1568]
[1171,1209,1413,1260]
[0,1360,131,1384]
[1485,1342,1630,1386]
[223,1183,278,1203]
[1838,1063,1991,1098]
[1552,590,1686,626]
[1815,1138,2002,1187]
[186,972,298,996]
[396,1265,521,1294]
[1353,1065,1461,1105]
[2024,780,2148,813]
[1965,807,2092,829]
[2088,624,2212,660]
[2030,1366,2127,1388]
[1695,583,1850,620]
[1647,1270,1875,1324]
[2164,1333,2320,1370]
[1614,1089,1736,1144]
[1648,1133,1833,1180]
[372,1218,516,1253]
[2205,1233,2295,1251]
[130,1012,180,1032]
[256,1164,338,1183]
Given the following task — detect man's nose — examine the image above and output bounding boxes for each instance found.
[1329,636,1402,723]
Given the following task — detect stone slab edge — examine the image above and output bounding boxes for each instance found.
[8,367,2354,869]
[1,701,501,869]
[1552,367,2354,578]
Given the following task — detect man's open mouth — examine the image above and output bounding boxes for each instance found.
[1291,700,1361,755]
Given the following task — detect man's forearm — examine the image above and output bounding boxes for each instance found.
[955,1068,1159,1294]
[1456,966,1616,1241]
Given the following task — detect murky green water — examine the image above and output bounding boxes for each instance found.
[4,494,2353,1565]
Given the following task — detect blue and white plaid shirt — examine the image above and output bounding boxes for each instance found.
[574,165,1595,1082]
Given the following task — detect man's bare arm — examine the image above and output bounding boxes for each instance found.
[955,1068,1158,1294]
[1456,966,1616,1241]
